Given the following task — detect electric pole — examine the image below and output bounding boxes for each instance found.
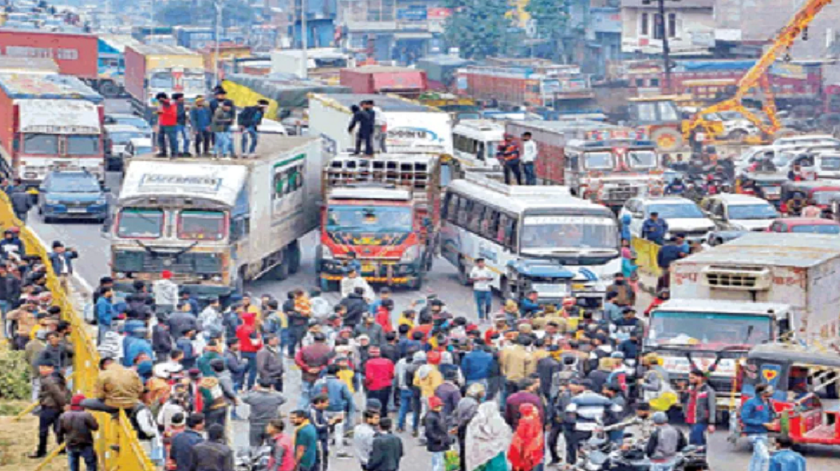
[300,0,308,79]
[215,0,223,85]
[658,0,671,93]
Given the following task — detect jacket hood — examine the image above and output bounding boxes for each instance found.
[242,312,257,326]
[412,351,427,364]
[621,214,631,224]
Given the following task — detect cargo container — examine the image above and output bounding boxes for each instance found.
[339,65,428,96]
[124,44,206,121]
[0,29,98,78]
[97,34,143,98]
[456,64,593,108]
[174,26,216,50]
[270,48,352,80]
[0,73,105,183]
[112,135,323,297]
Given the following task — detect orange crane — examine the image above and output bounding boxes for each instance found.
[683,0,834,140]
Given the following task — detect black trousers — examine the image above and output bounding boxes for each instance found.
[504,161,522,185]
[287,326,306,356]
[564,428,591,465]
[37,407,63,455]
[194,131,212,155]
[547,423,563,463]
[355,133,374,155]
[366,387,391,417]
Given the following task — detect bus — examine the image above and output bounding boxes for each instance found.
[452,120,505,171]
[440,173,620,307]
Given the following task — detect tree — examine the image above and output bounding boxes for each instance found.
[443,0,512,60]
[525,0,569,60]
[155,1,196,26]
[154,0,255,27]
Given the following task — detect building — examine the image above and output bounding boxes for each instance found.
[620,0,714,56]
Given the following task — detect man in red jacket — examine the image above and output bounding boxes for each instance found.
[155,92,179,159]
[294,333,332,409]
[364,346,395,417]
[236,311,263,389]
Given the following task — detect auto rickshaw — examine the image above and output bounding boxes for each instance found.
[780,180,840,216]
[736,171,788,207]
[730,343,840,446]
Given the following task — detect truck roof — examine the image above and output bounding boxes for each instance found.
[510,119,621,134]
[0,57,59,73]
[127,43,198,56]
[311,93,441,113]
[328,187,412,201]
[132,135,317,167]
[0,73,102,102]
[679,232,840,269]
[655,298,790,317]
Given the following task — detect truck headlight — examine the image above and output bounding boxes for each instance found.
[46,197,59,205]
[211,275,222,282]
[400,245,420,263]
[96,198,107,205]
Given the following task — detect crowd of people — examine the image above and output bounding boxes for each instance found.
[153,88,270,160]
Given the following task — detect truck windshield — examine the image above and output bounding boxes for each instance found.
[812,190,840,205]
[584,152,613,170]
[150,71,172,89]
[66,136,100,155]
[117,208,164,238]
[647,311,772,350]
[820,157,840,170]
[183,74,205,92]
[178,210,227,241]
[520,216,618,251]
[729,204,778,220]
[23,134,58,154]
[327,205,413,235]
[628,151,657,169]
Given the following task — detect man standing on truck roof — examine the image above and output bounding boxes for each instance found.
[348,100,376,156]
[190,97,213,157]
[239,100,269,157]
[155,93,179,159]
[173,93,191,158]
[498,135,522,185]
[520,132,538,186]
[212,100,237,159]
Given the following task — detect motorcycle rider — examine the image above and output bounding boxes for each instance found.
[564,379,623,467]
[646,411,687,471]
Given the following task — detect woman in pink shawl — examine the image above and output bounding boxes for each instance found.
[507,403,544,471]
[465,401,512,471]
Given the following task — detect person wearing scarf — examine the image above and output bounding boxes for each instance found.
[508,403,544,471]
[465,401,512,471]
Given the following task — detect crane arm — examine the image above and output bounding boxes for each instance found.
[686,0,834,138]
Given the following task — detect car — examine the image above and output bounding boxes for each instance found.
[37,171,109,223]
[772,134,840,148]
[767,217,840,235]
[104,113,153,135]
[125,137,154,160]
[619,196,716,242]
[104,124,149,171]
[702,193,779,232]
[706,229,748,247]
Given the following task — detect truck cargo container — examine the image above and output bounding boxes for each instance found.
[308,93,453,157]
[124,44,206,121]
[174,26,216,50]
[339,65,428,96]
[270,48,352,80]
[456,64,593,108]
[0,29,97,78]
[97,34,143,98]
[112,135,323,297]
[0,73,105,183]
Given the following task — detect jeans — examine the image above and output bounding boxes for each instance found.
[366,387,391,417]
[324,411,346,451]
[474,290,492,320]
[503,160,522,185]
[689,422,707,446]
[242,126,259,154]
[37,407,63,455]
[68,446,97,471]
[288,326,306,356]
[214,130,233,156]
[158,125,177,157]
[242,351,258,389]
[523,162,536,185]
[299,380,315,409]
[280,328,290,354]
[564,428,591,465]
[0,300,8,338]
[748,434,770,471]
[431,451,445,471]
[354,133,374,155]
[397,388,415,430]
[194,130,212,155]
[650,460,676,471]
[97,324,112,346]
[175,124,190,154]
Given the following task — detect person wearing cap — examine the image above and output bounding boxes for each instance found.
[48,241,78,291]
[31,358,69,458]
[59,394,99,471]
[741,383,779,471]
[257,333,284,393]
[0,227,25,260]
[642,211,668,245]
[295,331,331,408]
[645,411,686,470]
[153,270,179,317]
[424,396,451,471]
[190,96,213,156]
[365,345,395,417]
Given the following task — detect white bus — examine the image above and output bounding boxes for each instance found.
[440,173,621,307]
[452,119,505,171]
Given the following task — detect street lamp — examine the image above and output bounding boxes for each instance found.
[642,0,679,92]
[300,0,308,79]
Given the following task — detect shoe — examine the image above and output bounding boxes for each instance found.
[396,427,405,433]
[28,452,46,459]
[411,430,418,438]
[155,153,167,158]
[183,152,193,157]
[336,451,353,459]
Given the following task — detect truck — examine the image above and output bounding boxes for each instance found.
[124,44,206,121]
[645,232,840,412]
[97,34,143,98]
[339,65,428,96]
[505,120,664,211]
[111,135,323,298]
[316,153,445,290]
[174,26,216,50]
[455,64,593,108]
[0,73,105,183]
[308,93,454,158]
[270,48,352,80]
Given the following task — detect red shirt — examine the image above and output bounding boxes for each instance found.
[364,357,395,391]
[158,101,178,127]
[375,307,394,334]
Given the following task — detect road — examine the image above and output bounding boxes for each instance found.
[30,98,839,470]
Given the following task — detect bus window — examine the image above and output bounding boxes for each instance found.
[468,203,485,233]
[457,197,472,226]
[482,209,501,240]
[504,217,518,249]
[477,142,485,161]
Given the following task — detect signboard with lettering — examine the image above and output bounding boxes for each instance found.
[0,31,98,78]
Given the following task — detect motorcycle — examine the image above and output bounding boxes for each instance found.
[235,446,272,471]
[576,431,709,471]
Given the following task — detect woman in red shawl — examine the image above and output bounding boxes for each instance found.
[508,403,544,471]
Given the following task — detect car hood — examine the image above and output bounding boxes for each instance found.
[46,191,103,202]
[730,219,773,231]
[665,218,716,232]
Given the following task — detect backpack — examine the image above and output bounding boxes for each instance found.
[131,403,159,440]
[405,363,420,391]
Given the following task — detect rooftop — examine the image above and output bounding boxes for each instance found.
[127,43,198,56]
[133,135,317,167]
[0,73,101,102]
[679,232,840,268]
[312,93,442,113]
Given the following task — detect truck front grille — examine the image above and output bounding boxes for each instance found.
[607,186,640,201]
[702,266,771,290]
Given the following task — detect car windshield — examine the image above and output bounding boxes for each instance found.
[327,205,413,234]
[115,117,150,129]
[628,151,657,169]
[49,175,100,192]
[729,204,778,220]
[520,216,618,250]
[584,152,613,170]
[820,157,840,170]
[109,132,140,145]
[66,136,100,155]
[178,210,226,241]
[117,208,164,238]
[647,311,772,350]
[646,203,704,219]
[23,134,58,154]
[791,224,840,234]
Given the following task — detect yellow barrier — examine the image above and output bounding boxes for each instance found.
[0,192,155,471]
[632,237,663,278]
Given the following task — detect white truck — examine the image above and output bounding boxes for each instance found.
[308,93,454,158]
[645,232,840,411]
[110,135,323,298]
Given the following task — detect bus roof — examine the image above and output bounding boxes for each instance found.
[453,120,505,140]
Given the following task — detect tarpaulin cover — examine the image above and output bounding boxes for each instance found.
[222,73,349,116]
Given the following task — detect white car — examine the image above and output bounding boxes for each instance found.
[620,196,716,242]
[125,137,153,160]
[105,124,150,171]
[701,194,779,232]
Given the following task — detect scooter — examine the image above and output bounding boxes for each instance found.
[235,446,272,471]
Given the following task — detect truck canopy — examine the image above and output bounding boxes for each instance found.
[120,160,248,208]
[679,232,840,269]
[19,99,100,134]
[127,43,203,69]
[222,73,349,111]
[0,73,102,102]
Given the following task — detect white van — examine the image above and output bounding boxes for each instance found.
[452,119,504,171]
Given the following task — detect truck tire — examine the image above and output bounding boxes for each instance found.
[407,275,423,290]
[319,276,337,292]
[235,268,246,295]
[287,241,301,274]
[273,261,289,281]
[99,81,121,98]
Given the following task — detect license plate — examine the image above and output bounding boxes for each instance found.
[572,283,586,290]
[532,283,569,297]
[68,207,86,213]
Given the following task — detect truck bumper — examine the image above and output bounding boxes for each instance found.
[114,281,232,299]
[318,260,421,285]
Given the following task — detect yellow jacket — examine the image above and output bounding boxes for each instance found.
[413,365,443,398]
[500,345,534,383]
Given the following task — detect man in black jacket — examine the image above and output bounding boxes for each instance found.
[60,394,99,471]
[239,99,269,156]
[340,287,369,328]
[424,396,450,471]
[10,187,32,223]
[368,417,403,471]
[171,413,206,471]
[348,100,376,156]
[190,423,234,471]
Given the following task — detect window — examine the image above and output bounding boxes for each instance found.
[653,14,663,40]
[641,12,649,36]
[482,209,501,240]
[650,78,660,87]
[456,197,472,226]
[636,78,645,87]
[117,208,164,239]
[66,135,100,155]
[668,13,677,38]
[273,164,304,199]
[468,203,485,232]
[23,134,58,154]
[443,193,457,221]
[178,210,227,241]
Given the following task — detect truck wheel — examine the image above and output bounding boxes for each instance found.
[287,241,302,274]
[319,276,337,292]
[407,275,423,290]
[99,81,121,98]
[273,261,289,281]
[235,268,246,295]
[457,258,470,286]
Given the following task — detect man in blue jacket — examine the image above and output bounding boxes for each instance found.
[171,413,206,471]
[123,321,153,366]
[741,384,778,471]
[189,97,213,156]
[95,287,115,345]
[313,364,355,457]
[770,436,806,471]
[461,342,494,388]
[641,212,668,245]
